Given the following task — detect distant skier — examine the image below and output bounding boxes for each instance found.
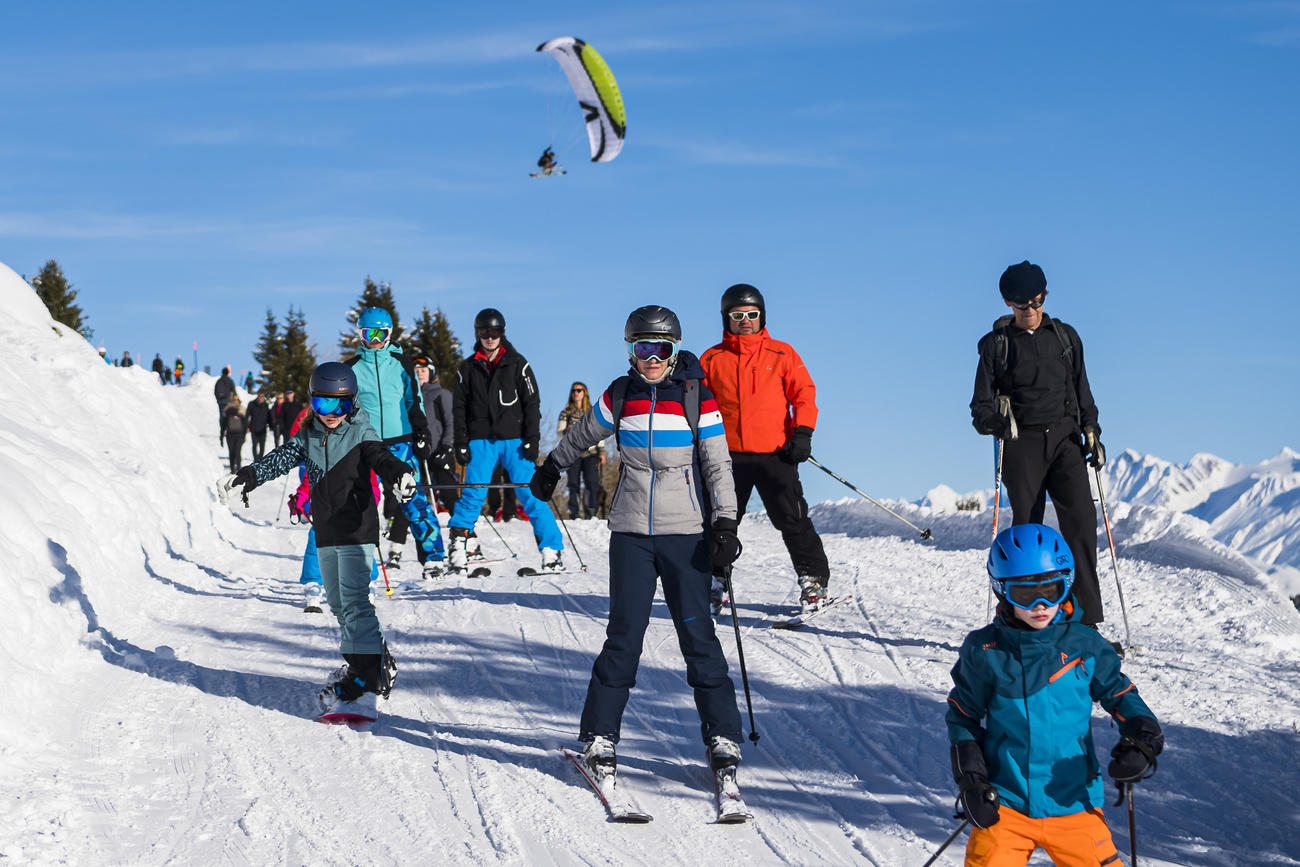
[346,308,446,579]
[214,366,237,446]
[246,391,272,462]
[700,283,830,615]
[969,261,1111,643]
[530,306,745,789]
[946,524,1163,865]
[151,354,165,382]
[173,356,184,384]
[217,362,414,720]
[447,308,563,574]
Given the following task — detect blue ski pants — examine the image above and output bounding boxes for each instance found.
[388,441,444,560]
[579,532,742,745]
[318,543,384,655]
[449,438,563,551]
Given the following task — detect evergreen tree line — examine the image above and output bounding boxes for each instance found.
[254,276,464,396]
[28,259,93,342]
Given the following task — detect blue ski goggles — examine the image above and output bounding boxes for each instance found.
[312,395,354,417]
[360,326,391,344]
[627,338,679,363]
[992,570,1071,610]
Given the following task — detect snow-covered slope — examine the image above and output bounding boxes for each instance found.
[4,262,1300,865]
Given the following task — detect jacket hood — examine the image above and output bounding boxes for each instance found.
[994,594,1084,646]
[357,343,403,360]
[720,328,771,351]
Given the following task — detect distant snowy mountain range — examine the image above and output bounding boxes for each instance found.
[914,446,1300,597]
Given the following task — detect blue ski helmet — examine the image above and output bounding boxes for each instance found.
[988,524,1074,609]
[358,307,393,331]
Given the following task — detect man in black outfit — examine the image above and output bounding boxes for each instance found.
[214,366,237,446]
[246,392,272,461]
[970,261,1108,629]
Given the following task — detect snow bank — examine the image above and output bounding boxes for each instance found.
[0,260,234,736]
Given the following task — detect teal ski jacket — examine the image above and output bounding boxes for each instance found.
[347,345,427,444]
[946,600,1156,818]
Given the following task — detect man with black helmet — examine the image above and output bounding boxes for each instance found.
[448,308,564,574]
[969,260,1108,632]
[700,283,831,614]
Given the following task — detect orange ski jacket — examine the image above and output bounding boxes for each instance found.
[700,329,818,454]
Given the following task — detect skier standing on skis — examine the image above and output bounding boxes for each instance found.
[946,523,1163,865]
[346,307,446,580]
[969,261,1110,640]
[412,355,457,514]
[447,308,564,574]
[699,283,831,614]
[217,362,415,719]
[530,306,745,784]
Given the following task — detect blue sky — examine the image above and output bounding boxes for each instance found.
[3,1,1297,502]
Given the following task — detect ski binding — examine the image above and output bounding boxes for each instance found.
[770,594,853,630]
[561,748,652,823]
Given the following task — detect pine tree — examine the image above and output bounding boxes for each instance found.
[251,309,282,392]
[339,276,404,358]
[405,306,463,386]
[280,306,318,397]
[30,259,88,337]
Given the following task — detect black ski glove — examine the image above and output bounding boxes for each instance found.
[530,455,563,502]
[412,435,432,461]
[432,447,453,472]
[783,426,814,463]
[950,741,1000,828]
[710,517,743,573]
[455,442,470,466]
[1083,425,1106,469]
[1109,716,1163,783]
[521,440,539,462]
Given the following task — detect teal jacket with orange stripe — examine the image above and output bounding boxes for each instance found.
[946,600,1156,818]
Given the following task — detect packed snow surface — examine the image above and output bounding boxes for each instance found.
[3,261,1299,866]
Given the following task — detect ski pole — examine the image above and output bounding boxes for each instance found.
[416,482,532,489]
[376,546,393,597]
[476,515,518,560]
[556,513,588,572]
[1093,466,1133,653]
[807,457,932,541]
[921,818,970,867]
[274,473,291,523]
[987,437,1005,620]
[1127,783,1138,866]
[722,563,760,745]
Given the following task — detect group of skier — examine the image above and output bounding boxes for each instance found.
[213,264,1162,864]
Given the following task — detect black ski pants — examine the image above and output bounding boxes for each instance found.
[731,451,830,582]
[1002,423,1103,625]
[250,428,267,462]
[226,432,245,472]
[566,454,601,518]
[580,532,742,746]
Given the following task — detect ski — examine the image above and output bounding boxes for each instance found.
[561,748,652,823]
[770,595,853,630]
[708,754,753,824]
[517,567,580,577]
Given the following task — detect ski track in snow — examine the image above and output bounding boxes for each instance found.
[4,323,1300,863]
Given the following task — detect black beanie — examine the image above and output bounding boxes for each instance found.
[999,261,1047,303]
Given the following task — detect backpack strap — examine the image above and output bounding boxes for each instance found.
[990,315,1080,425]
[609,376,629,447]
[609,375,702,445]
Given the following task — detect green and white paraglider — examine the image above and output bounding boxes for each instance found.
[534,37,626,176]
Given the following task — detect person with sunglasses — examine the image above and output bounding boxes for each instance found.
[970,261,1111,641]
[699,283,830,615]
[556,382,606,519]
[528,305,745,785]
[346,307,446,580]
[946,523,1163,866]
[216,362,417,721]
[448,308,564,574]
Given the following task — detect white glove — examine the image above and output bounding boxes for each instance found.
[217,473,243,506]
[394,473,417,503]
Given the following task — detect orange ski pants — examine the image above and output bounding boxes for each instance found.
[965,805,1121,866]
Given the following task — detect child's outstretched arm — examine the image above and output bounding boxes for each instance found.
[217,439,307,504]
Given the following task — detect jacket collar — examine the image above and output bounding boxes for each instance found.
[721,327,770,352]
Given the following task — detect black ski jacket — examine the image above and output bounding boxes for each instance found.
[452,340,540,449]
[214,375,237,407]
[970,314,1100,435]
[246,399,272,433]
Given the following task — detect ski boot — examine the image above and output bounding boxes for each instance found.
[798,576,828,615]
[582,735,617,782]
[304,582,327,614]
[540,548,564,573]
[386,548,403,570]
[447,527,469,575]
[466,531,484,562]
[709,736,741,771]
[710,576,729,617]
[422,559,446,581]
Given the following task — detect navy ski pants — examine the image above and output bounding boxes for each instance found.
[579,532,742,745]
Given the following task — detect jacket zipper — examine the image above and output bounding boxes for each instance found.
[647,384,657,535]
[372,353,384,437]
[685,468,697,512]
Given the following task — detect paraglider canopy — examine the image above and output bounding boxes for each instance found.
[536,36,626,163]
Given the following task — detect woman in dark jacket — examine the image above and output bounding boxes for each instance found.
[223,395,247,471]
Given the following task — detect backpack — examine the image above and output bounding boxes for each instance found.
[606,375,703,446]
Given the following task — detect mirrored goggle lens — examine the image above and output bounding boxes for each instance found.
[728,310,761,321]
[477,327,503,339]
[312,395,353,417]
[1000,574,1069,610]
[628,339,678,362]
[361,327,390,342]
